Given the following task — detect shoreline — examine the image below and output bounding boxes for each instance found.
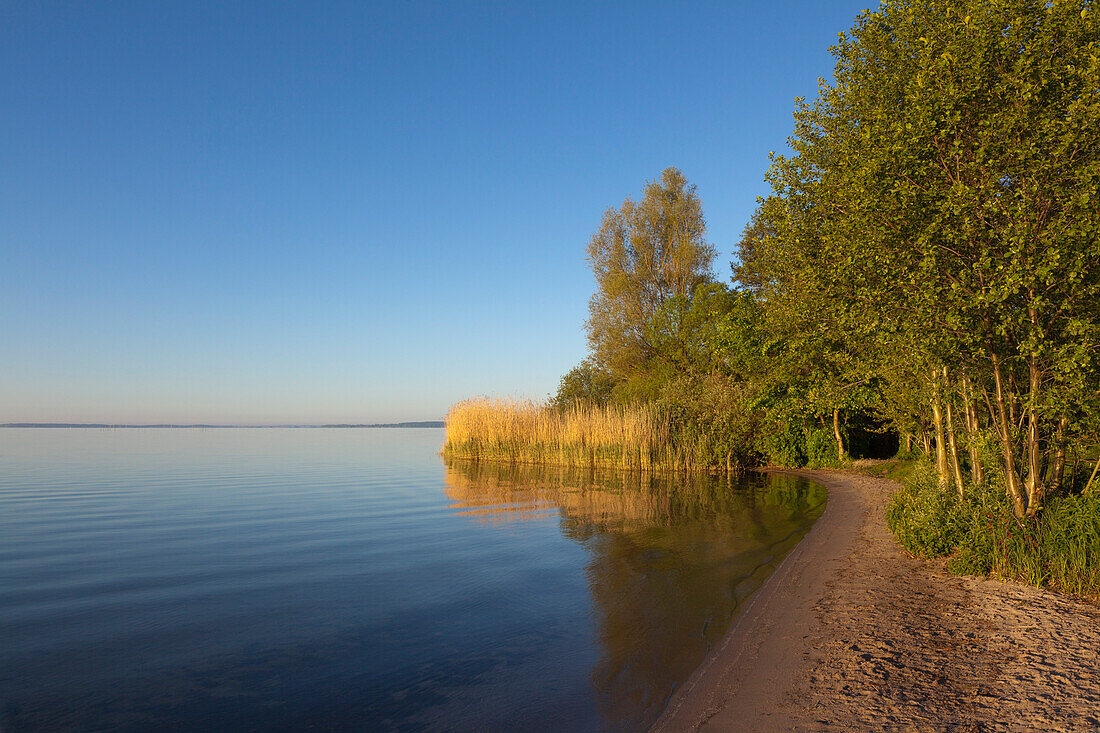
[653,469,1100,731]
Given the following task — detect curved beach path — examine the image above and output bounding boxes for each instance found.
[652,469,1100,731]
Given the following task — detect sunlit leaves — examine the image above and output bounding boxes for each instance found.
[739,0,1100,498]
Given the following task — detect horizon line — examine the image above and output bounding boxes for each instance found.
[0,421,446,429]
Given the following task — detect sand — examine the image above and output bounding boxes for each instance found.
[652,469,1100,732]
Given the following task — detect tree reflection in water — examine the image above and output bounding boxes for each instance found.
[443,461,825,730]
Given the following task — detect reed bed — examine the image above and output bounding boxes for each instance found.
[443,397,714,471]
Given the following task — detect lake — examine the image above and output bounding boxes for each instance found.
[0,428,824,731]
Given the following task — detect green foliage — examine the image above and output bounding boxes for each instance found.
[552,360,616,409]
[887,464,1100,600]
[804,427,841,468]
[585,167,717,383]
[657,374,760,469]
[738,0,1100,514]
[759,423,806,468]
[1036,494,1100,597]
[651,282,758,377]
[887,464,973,558]
[755,420,844,468]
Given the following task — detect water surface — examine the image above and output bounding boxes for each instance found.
[0,428,824,731]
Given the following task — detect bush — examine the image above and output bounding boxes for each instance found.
[886,463,970,557]
[756,420,843,468]
[657,374,760,469]
[759,423,806,467]
[804,427,841,468]
[887,462,1100,601]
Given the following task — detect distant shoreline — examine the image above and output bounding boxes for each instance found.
[0,422,445,429]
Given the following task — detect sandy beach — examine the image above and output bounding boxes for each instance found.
[653,469,1100,731]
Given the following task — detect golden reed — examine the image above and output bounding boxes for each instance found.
[443,397,708,471]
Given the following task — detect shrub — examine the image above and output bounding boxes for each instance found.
[887,461,1100,601]
[804,427,841,468]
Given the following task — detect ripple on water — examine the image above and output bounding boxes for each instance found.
[0,428,824,732]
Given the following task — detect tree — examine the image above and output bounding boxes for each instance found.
[753,0,1100,513]
[552,360,616,409]
[586,168,717,392]
[736,193,886,464]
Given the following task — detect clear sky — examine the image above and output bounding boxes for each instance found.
[2,1,870,424]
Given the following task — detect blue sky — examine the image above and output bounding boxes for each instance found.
[2,1,869,424]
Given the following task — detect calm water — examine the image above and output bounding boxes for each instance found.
[0,429,825,732]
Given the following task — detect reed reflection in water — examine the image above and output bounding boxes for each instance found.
[443,461,826,730]
[0,428,823,733]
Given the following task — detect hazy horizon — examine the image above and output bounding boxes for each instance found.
[0,421,445,427]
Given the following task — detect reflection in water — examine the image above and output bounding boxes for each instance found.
[443,461,825,731]
[0,427,824,733]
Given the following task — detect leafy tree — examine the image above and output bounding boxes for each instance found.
[736,193,885,464]
[586,168,717,387]
[750,0,1100,511]
[646,282,759,377]
[552,360,616,409]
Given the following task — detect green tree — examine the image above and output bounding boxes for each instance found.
[755,0,1100,513]
[552,360,616,408]
[586,167,717,392]
[736,193,884,464]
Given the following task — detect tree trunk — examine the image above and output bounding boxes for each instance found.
[1024,352,1043,514]
[1008,373,1019,428]
[920,423,932,458]
[1085,457,1100,495]
[961,373,985,485]
[904,432,913,454]
[992,353,1028,517]
[930,368,950,488]
[1049,414,1069,494]
[943,368,965,499]
[833,408,847,462]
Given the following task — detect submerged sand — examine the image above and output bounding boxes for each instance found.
[653,469,1100,732]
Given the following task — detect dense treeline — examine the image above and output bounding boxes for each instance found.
[750,0,1100,519]
[446,0,1100,594]
[777,0,1100,598]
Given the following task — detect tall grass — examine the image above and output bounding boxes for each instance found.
[887,462,1100,601]
[443,397,726,471]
